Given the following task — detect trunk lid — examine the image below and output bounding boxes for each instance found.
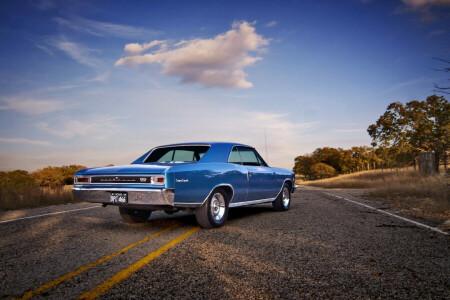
[79,164,171,175]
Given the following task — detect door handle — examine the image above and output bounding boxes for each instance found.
[248,171,254,176]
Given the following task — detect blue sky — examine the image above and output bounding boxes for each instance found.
[0,0,449,171]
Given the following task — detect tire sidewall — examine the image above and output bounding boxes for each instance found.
[282,185,291,210]
[207,189,229,227]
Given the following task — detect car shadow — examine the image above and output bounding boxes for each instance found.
[143,204,275,227]
[227,204,274,221]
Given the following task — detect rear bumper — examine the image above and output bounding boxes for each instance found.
[73,188,175,206]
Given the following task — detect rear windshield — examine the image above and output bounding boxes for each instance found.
[144,146,210,163]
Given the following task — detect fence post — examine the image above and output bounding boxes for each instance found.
[418,152,437,175]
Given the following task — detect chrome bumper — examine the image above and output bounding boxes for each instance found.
[72,188,175,206]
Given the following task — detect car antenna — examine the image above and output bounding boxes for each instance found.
[264,127,269,163]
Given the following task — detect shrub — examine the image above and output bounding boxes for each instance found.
[0,170,36,189]
[32,165,87,187]
[309,163,337,180]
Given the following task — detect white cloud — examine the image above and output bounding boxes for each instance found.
[0,98,64,115]
[265,21,277,27]
[55,17,160,39]
[124,40,167,54]
[86,72,110,83]
[333,129,365,133]
[36,116,125,139]
[0,137,50,146]
[115,21,270,88]
[54,38,99,68]
[402,0,450,8]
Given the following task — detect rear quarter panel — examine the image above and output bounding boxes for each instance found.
[271,167,295,193]
[166,163,248,205]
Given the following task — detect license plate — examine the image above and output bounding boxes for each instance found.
[110,192,127,204]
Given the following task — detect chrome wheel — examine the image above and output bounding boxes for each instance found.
[210,192,226,221]
[282,187,290,208]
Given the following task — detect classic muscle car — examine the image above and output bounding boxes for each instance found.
[73,142,295,228]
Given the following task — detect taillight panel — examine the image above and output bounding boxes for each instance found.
[151,175,165,185]
[75,176,90,184]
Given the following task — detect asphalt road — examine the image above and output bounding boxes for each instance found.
[0,188,449,299]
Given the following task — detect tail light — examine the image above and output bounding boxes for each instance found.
[151,175,165,185]
[75,176,90,184]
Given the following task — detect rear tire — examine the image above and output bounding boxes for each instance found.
[273,183,291,211]
[119,207,152,223]
[195,188,229,228]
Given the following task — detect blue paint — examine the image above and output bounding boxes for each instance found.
[74,142,295,207]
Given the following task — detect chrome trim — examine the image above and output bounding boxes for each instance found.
[229,197,275,208]
[73,187,169,192]
[87,175,163,185]
[276,179,293,198]
[142,144,212,163]
[72,188,174,206]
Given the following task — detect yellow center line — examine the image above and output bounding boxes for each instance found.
[78,226,200,300]
[17,225,179,300]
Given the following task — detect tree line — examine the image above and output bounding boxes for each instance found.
[294,95,449,179]
[293,146,382,180]
[0,165,87,190]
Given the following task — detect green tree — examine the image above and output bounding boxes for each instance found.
[368,95,449,172]
[312,147,343,173]
[309,163,337,180]
[293,155,317,179]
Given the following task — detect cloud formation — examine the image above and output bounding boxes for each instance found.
[0,137,50,146]
[0,98,64,115]
[401,0,450,21]
[54,38,99,68]
[402,0,450,8]
[265,21,277,27]
[124,40,166,54]
[36,116,124,139]
[115,21,270,88]
[55,17,160,39]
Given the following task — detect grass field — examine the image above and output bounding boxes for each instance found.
[298,169,450,221]
[0,185,77,211]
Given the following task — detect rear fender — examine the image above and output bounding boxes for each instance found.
[168,163,247,206]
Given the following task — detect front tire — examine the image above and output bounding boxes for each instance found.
[119,207,152,223]
[195,188,229,228]
[273,183,291,211]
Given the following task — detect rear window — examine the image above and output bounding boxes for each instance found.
[144,146,210,163]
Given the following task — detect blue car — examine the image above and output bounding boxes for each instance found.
[73,142,295,228]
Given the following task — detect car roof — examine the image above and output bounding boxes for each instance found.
[155,142,253,148]
[131,142,257,164]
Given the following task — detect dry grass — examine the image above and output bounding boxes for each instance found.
[0,185,78,211]
[300,170,450,221]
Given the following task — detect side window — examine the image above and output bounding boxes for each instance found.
[237,147,260,166]
[228,147,242,164]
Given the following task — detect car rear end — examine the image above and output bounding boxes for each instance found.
[73,169,175,210]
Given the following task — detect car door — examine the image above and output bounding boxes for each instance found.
[237,147,277,200]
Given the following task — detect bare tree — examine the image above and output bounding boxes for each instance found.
[433,58,450,95]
